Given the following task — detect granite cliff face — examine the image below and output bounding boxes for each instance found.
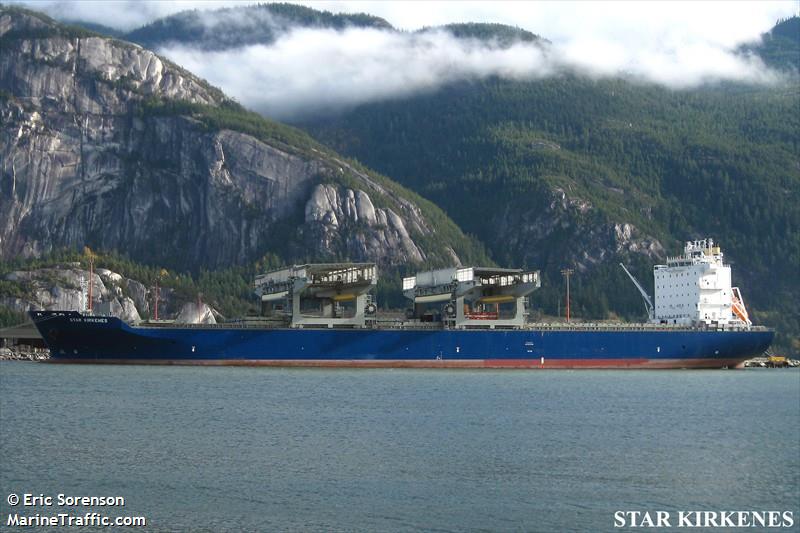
[493,187,664,271]
[0,8,470,269]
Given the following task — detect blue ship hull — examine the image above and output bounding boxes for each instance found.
[30,311,773,368]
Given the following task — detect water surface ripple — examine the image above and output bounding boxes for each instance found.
[1,363,798,532]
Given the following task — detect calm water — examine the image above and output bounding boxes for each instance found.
[1,362,798,532]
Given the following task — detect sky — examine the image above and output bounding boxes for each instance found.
[21,0,797,38]
[16,1,799,120]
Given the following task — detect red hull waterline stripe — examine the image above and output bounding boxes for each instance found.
[46,358,746,369]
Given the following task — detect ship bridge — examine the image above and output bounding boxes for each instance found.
[651,238,752,328]
[254,263,377,328]
[403,266,540,329]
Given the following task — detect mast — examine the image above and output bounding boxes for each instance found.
[79,274,87,313]
[84,247,95,313]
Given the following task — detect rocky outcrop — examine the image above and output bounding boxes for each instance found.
[302,184,424,264]
[94,296,141,323]
[0,346,50,361]
[0,8,463,270]
[175,302,216,324]
[0,11,224,115]
[612,223,664,258]
[493,186,664,271]
[0,265,211,323]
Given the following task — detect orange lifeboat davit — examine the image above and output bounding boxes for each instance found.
[731,287,752,326]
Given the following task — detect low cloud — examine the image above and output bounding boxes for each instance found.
[14,0,794,119]
[161,28,554,119]
[14,0,252,32]
[558,37,780,87]
[160,26,784,121]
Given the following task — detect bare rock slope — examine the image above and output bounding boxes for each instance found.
[0,8,480,269]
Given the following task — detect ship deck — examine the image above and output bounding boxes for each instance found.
[135,318,767,333]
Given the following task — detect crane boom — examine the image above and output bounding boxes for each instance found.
[619,263,654,320]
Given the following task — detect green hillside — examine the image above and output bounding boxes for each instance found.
[300,74,800,353]
[426,23,547,47]
[739,16,800,71]
[125,3,392,50]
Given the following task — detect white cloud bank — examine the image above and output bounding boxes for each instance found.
[15,0,251,31]
[19,1,796,42]
[14,1,797,119]
[160,25,785,120]
[161,28,557,118]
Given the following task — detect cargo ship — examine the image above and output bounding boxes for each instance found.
[30,239,773,368]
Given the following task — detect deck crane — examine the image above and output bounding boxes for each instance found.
[619,263,654,321]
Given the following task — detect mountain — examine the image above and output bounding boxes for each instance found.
[123,3,392,51]
[0,6,488,277]
[67,8,546,53]
[299,78,798,350]
[739,16,800,72]
[113,3,798,351]
[61,20,125,38]
[295,19,800,353]
[2,5,797,354]
[425,23,547,47]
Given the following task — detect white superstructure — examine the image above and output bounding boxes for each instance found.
[653,238,750,327]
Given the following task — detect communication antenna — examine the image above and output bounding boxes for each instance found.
[619,263,654,320]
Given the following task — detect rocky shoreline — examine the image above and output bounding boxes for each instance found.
[2,349,797,367]
[0,346,50,361]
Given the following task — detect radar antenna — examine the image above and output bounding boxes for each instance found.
[619,263,654,320]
